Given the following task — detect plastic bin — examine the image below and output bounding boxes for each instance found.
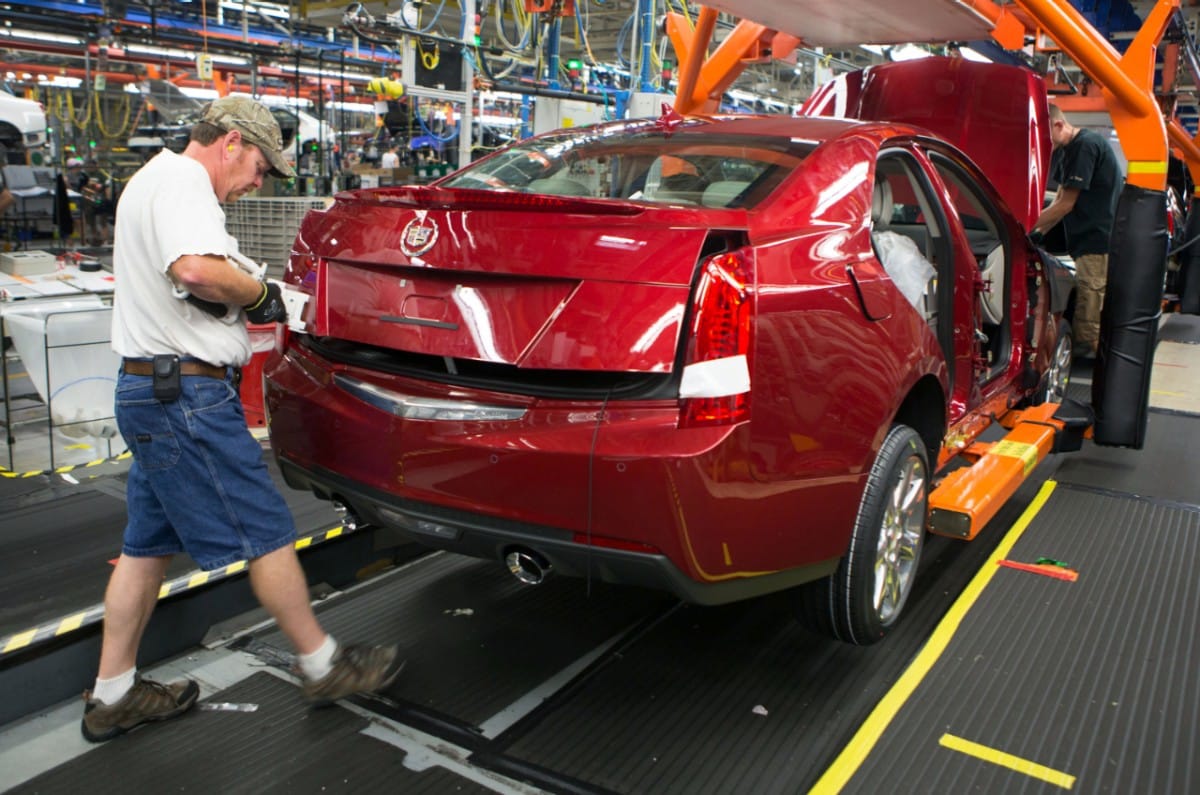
[241,323,276,427]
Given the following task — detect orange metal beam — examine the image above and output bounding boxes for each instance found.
[1015,0,1174,190]
[667,8,717,116]
[958,0,1028,50]
[929,402,1066,540]
[669,12,800,115]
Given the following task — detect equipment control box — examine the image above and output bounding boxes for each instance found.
[0,251,58,277]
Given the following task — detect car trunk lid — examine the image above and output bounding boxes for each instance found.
[304,187,741,373]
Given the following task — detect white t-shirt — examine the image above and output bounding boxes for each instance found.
[380,150,400,169]
[111,150,253,367]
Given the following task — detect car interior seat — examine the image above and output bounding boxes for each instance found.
[701,180,751,208]
[526,176,590,197]
[871,177,894,230]
[642,156,705,204]
[979,245,1006,325]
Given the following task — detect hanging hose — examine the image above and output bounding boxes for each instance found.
[92,91,131,140]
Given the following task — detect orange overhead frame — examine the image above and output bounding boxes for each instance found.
[1014,0,1170,190]
[669,1,1200,189]
[666,9,800,115]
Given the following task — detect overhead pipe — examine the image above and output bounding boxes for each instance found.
[670,7,718,115]
[638,0,655,93]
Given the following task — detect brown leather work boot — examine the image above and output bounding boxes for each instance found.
[81,675,200,742]
[302,643,404,706]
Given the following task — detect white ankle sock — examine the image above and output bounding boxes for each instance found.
[93,667,136,705]
[298,635,338,681]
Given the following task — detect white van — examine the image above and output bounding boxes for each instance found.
[0,87,47,161]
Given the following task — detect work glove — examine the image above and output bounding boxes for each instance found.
[244,282,288,324]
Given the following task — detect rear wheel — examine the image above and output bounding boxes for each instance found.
[798,424,928,645]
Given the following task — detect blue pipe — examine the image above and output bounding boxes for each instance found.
[638,0,654,92]
[548,16,562,90]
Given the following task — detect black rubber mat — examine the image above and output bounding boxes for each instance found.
[839,485,1200,793]
[479,469,1060,795]
[1052,410,1199,507]
[253,553,677,730]
[0,451,346,639]
[1158,312,1200,344]
[0,471,54,499]
[0,485,129,634]
[14,672,497,795]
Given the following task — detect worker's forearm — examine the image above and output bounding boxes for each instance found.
[169,255,263,306]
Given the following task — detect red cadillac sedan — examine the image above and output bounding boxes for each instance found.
[264,58,1073,645]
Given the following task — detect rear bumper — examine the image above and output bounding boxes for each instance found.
[276,455,837,605]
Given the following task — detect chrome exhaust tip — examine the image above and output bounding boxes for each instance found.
[505,548,551,586]
[331,500,360,532]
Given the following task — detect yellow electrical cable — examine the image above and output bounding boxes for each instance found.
[418,39,440,70]
[92,91,131,139]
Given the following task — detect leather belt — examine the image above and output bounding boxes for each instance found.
[122,358,231,380]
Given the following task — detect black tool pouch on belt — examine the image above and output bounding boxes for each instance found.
[153,354,181,402]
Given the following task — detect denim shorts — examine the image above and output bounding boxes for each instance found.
[115,368,296,570]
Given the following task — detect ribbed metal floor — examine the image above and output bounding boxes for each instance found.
[254,553,677,732]
[15,672,497,795]
[837,483,1200,793]
[1055,409,1197,505]
[0,451,344,639]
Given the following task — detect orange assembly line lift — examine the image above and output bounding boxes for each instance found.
[665,1,1196,539]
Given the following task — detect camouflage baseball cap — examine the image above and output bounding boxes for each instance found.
[202,96,296,179]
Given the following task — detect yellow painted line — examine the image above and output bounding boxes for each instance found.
[295,536,313,549]
[158,583,171,598]
[225,560,247,575]
[808,480,1058,794]
[940,733,1075,789]
[326,526,343,539]
[1151,389,1186,397]
[188,572,210,589]
[1127,160,1168,174]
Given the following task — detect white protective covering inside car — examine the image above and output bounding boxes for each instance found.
[870,178,936,313]
[873,231,936,311]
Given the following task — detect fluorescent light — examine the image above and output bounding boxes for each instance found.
[0,28,83,46]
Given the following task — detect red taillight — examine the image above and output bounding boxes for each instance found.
[678,249,753,428]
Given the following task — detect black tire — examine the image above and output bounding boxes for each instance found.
[797,424,929,645]
[1035,319,1072,405]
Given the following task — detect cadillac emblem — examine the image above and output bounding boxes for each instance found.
[400,214,439,257]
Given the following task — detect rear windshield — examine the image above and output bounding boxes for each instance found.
[443,123,812,209]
